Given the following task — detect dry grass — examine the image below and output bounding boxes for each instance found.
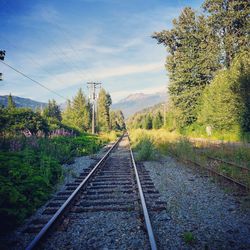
[129,129,250,188]
[99,131,121,143]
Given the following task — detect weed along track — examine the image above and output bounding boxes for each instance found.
[24,134,164,249]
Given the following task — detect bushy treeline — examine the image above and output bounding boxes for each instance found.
[128,110,163,130]
[0,88,124,232]
[152,0,249,140]
[62,88,125,133]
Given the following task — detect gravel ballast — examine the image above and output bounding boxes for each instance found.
[41,211,148,250]
[144,156,250,250]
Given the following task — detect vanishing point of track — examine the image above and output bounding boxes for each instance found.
[25,133,164,250]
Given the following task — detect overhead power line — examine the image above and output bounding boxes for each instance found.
[1,60,67,101]
[0,35,73,88]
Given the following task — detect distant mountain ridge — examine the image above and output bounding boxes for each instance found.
[112,92,167,118]
[0,91,167,118]
[0,95,47,110]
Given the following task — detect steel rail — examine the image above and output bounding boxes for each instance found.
[206,156,249,172]
[185,158,248,190]
[26,135,123,250]
[128,135,157,250]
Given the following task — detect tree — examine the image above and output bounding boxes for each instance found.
[61,89,91,132]
[153,7,220,127]
[97,89,112,132]
[203,0,249,68]
[62,100,74,128]
[153,111,163,129]
[110,110,125,131]
[7,94,16,109]
[144,115,153,130]
[0,108,48,135]
[198,50,250,133]
[72,88,90,132]
[43,99,62,122]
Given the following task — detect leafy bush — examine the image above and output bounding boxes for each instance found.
[198,50,250,135]
[0,150,61,231]
[0,107,49,136]
[134,136,157,161]
[0,134,104,232]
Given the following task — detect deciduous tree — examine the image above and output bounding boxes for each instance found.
[203,0,249,67]
[153,7,220,127]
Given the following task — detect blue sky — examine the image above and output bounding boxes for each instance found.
[0,0,203,103]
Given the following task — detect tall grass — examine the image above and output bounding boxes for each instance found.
[134,136,157,161]
[99,131,121,144]
[129,129,250,188]
[180,123,250,142]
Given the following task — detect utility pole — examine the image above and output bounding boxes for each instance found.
[87,82,101,134]
[0,50,5,81]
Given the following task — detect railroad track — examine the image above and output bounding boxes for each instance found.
[24,133,165,250]
[183,157,249,190]
[206,156,249,172]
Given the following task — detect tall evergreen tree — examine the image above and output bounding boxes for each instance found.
[97,89,112,132]
[153,7,220,127]
[72,88,90,132]
[43,99,62,122]
[62,100,74,128]
[203,0,249,68]
[110,110,125,130]
[7,93,16,109]
[153,111,163,129]
[144,115,153,130]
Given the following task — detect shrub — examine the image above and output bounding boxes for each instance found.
[198,50,250,135]
[0,133,104,232]
[135,136,157,161]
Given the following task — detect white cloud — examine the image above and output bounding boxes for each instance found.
[42,62,164,90]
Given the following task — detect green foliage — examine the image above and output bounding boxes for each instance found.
[164,108,177,132]
[127,103,166,130]
[168,138,196,161]
[183,231,195,244]
[134,136,156,161]
[0,133,103,232]
[203,0,249,68]
[62,89,91,132]
[97,88,112,132]
[0,148,61,231]
[144,115,153,130]
[152,111,163,129]
[43,99,62,122]
[152,1,249,140]
[198,50,250,134]
[0,107,49,136]
[110,110,125,131]
[7,93,16,109]
[153,7,220,127]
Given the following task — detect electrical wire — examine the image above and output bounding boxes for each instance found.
[1,60,67,101]
[0,35,75,88]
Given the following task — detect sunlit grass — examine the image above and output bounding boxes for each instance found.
[129,128,250,188]
[99,130,121,143]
